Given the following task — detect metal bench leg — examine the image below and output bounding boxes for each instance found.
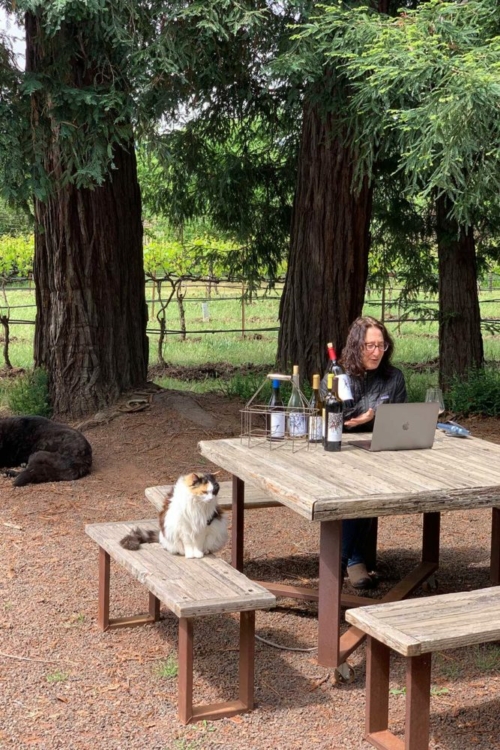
[178,617,194,724]
[98,547,110,631]
[239,610,255,708]
[491,507,500,585]
[97,546,160,631]
[365,636,391,747]
[177,611,257,725]
[405,653,431,750]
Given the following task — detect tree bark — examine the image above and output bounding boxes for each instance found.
[278,102,373,381]
[435,195,483,389]
[27,13,148,417]
[33,145,149,417]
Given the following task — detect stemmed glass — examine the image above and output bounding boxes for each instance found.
[425,387,445,416]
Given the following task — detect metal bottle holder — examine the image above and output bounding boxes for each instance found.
[240,372,318,450]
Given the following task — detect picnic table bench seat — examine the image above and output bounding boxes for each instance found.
[145,480,283,512]
[85,519,276,724]
[345,587,500,750]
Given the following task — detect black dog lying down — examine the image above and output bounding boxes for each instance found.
[0,416,92,486]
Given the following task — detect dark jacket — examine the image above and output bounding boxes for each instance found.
[320,365,407,432]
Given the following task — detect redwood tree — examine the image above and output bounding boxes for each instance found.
[436,196,483,388]
[303,0,500,384]
[278,104,372,380]
[32,146,148,415]
[7,4,151,417]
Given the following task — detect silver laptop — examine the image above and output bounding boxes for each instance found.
[349,402,440,452]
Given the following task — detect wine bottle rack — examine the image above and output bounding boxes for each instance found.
[240,373,320,450]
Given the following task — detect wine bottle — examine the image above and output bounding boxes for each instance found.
[267,379,285,441]
[324,373,343,452]
[287,365,307,438]
[308,374,323,444]
[326,342,354,408]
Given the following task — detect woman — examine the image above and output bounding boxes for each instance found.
[329,316,407,589]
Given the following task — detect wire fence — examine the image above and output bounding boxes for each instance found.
[2,276,500,338]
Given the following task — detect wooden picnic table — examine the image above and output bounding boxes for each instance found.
[198,431,500,670]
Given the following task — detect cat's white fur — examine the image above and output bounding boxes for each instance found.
[159,473,227,558]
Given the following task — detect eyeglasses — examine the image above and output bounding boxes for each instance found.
[364,342,389,352]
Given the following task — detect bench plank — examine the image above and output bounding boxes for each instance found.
[145,481,282,512]
[345,586,500,656]
[85,520,275,618]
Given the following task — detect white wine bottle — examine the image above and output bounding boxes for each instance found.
[308,374,323,443]
[267,379,285,441]
[287,365,307,438]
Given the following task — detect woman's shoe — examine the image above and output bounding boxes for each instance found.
[347,563,376,589]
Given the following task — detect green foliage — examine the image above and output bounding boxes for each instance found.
[218,371,269,402]
[296,0,500,226]
[7,368,52,417]
[143,222,238,281]
[46,671,68,683]
[153,655,178,679]
[0,199,33,236]
[0,234,34,278]
[472,643,500,672]
[447,367,500,417]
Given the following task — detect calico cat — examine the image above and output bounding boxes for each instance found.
[0,416,92,486]
[120,472,227,558]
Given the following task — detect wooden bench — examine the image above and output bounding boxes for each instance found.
[345,587,500,750]
[85,519,276,725]
[145,480,283,512]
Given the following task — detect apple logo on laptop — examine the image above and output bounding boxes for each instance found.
[402,422,410,431]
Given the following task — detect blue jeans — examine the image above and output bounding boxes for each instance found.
[342,518,373,571]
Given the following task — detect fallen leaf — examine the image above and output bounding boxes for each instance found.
[99,683,122,692]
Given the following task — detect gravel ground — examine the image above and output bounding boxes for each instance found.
[1,391,499,750]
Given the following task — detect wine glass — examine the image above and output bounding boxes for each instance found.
[425,387,445,416]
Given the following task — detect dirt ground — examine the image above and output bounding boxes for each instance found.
[1,388,499,750]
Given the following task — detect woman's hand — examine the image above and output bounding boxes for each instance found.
[344,408,375,429]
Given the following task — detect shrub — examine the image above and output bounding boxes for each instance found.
[7,368,52,417]
[447,367,500,417]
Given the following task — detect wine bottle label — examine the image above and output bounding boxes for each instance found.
[308,415,322,442]
[326,412,343,442]
[288,412,307,437]
[270,412,285,439]
[337,374,353,402]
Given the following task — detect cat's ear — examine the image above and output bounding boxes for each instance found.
[185,472,201,487]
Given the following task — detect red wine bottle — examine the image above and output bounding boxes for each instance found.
[326,342,354,408]
[323,373,343,452]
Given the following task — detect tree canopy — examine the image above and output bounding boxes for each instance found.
[295,0,500,226]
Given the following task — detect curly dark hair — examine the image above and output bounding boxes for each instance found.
[340,316,394,378]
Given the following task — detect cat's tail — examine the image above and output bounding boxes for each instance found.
[119,527,159,550]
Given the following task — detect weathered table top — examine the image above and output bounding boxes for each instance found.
[345,586,500,656]
[198,433,500,521]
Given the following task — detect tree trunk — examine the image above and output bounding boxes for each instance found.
[33,145,149,417]
[27,14,148,417]
[435,195,483,389]
[278,102,373,381]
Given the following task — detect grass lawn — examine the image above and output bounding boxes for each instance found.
[1,279,499,407]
